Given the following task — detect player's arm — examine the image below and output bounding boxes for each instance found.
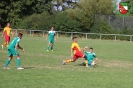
[15,43,25,52]
[2,29,5,38]
[82,46,88,52]
[95,58,101,62]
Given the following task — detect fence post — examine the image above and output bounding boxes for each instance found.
[100,34,101,41]
[86,34,87,40]
[16,29,17,35]
[43,31,45,37]
[71,33,73,39]
[130,36,132,42]
[115,34,116,41]
[30,30,31,36]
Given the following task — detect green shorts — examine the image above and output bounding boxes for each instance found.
[8,48,19,56]
[48,39,54,44]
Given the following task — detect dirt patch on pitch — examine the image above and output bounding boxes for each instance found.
[102,60,133,68]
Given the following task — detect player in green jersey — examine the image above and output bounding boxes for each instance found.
[4,33,25,70]
[46,27,56,51]
[82,46,100,67]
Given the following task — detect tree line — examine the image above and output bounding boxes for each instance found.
[0,0,133,34]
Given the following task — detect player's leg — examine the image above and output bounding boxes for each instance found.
[1,36,7,49]
[47,41,51,51]
[62,55,77,65]
[83,55,89,67]
[51,40,54,51]
[12,49,24,70]
[4,56,13,69]
[16,55,24,70]
[6,36,10,47]
[76,51,88,67]
[4,49,13,69]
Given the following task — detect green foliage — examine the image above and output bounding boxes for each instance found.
[0,0,46,27]
[91,21,111,33]
[19,12,55,30]
[55,11,81,32]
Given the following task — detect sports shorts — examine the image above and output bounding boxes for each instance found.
[73,51,84,60]
[8,48,19,56]
[5,35,10,42]
[48,39,54,44]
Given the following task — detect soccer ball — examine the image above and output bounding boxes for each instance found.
[91,61,96,66]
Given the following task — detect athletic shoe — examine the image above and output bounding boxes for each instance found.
[17,67,24,70]
[1,45,3,49]
[62,60,65,65]
[3,67,10,69]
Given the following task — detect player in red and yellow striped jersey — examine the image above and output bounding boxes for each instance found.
[1,23,12,49]
[62,37,89,67]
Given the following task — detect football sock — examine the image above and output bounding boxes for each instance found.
[47,46,50,50]
[85,60,88,67]
[6,44,8,47]
[4,59,10,67]
[17,58,21,68]
[3,43,7,46]
[65,59,73,63]
[51,46,53,50]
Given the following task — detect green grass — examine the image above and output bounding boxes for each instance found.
[0,36,133,88]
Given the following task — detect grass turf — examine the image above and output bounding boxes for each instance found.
[0,36,133,88]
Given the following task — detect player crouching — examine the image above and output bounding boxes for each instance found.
[82,46,100,67]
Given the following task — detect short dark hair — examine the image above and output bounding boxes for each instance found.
[18,33,23,37]
[72,36,77,41]
[89,47,93,50]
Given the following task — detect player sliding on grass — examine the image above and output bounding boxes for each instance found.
[4,33,25,70]
[46,27,56,51]
[1,23,12,49]
[82,46,100,67]
[62,36,89,67]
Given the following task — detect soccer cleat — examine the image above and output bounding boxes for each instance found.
[4,67,10,69]
[62,60,65,65]
[1,45,3,49]
[17,67,24,70]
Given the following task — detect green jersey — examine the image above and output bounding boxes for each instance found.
[8,37,20,49]
[48,31,56,40]
[85,51,96,64]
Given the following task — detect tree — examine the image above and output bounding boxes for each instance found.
[55,11,81,32]
[66,0,113,32]
[0,0,46,28]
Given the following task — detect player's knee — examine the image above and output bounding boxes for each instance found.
[83,55,87,60]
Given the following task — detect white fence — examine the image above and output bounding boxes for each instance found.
[0,29,133,42]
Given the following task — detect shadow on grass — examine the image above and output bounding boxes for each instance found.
[74,63,99,68]
[22,66,35,69]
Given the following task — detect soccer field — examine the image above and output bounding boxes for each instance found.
[0,36,133,88]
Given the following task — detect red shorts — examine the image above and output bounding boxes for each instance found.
[73,51,84,61]
[5,35,10,43]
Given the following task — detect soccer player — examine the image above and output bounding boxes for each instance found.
[4,33,25,70]
[46,27,56,51]
[82,47,100,67]
[1,23,12,49]
[62,37,89,67]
